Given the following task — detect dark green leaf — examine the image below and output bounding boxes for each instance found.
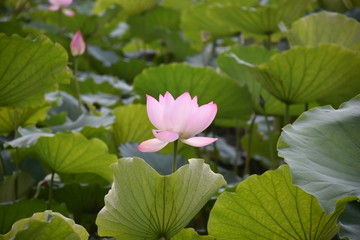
[286,11,360,51]
[33,132,117,183]
[278,95,360,213]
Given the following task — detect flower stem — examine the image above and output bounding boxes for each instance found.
[305,102,309,111]
[58,10,63,36]
[73,56,82,112]
[244,114,257,176]
[234,120,241,175]
[264,114,276,168]
[47,171,55,210]
[284,103,290,125]
[201,44,207,67]
[172,140,179,173]
[265,33,272,50]
[0,145,5,180]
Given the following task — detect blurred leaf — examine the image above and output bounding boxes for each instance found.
[207,0,312,37]
[0,199,47,234]
[218,45,319,115]
[61,74,124,97]
[96,157,226,239]
[80,126,117,154]
[109,58,150,83]
[50,114,114,133]
[33,132,117,183]
[30,7,121,38]
[0,22,25,37]
[119,142,185,175]
[59,172,110,186]
[45,91,83,122]
[171,228,215,239]
[0,34,71,108]
[53,183,108,215]
[5,126,54,148]
[94,0,158,15]
[208,164,341,240]
[52,183,109,231]
[1,210,89,240]
[317,0,360,12]
[0,171,35,202]
[339,201,360,240]
[278,95,360,214]
[242,44,360,105]
[161,0,198,11]
[87,45,120,67]
[0,104,50,136]
[112,104,154,147]
[133,63,254,119]
[181,1,239,50]
[156,30,196,61]
[286,11,360,51]
[127,6,180,41]
[81,93,119,107]
[242,124,279,167]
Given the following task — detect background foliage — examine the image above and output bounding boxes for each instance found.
[0,0,359,239]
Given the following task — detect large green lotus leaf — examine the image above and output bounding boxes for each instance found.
[1,210,89,240]
[218,45,299,116]
[171,228,215,240]
[96,157,226,240]
[218,45,319,115]
[207,0,312,37]
[112,104,154,147]
[278,95,360,214]
[133,63,254,120]
[208,164,342,240]
[33,132,117,183]
[0,199,47,234]
[247,44,360,104]
[180,1,240,50]
[0,104,50,136]
[0,34,71,108]
[286,11,360,51]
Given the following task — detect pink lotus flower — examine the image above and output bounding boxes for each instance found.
[48,0,75,17]
[70,30,86,56]
[137,92,218,152]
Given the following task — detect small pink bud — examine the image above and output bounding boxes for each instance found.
[70,30,86,56]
